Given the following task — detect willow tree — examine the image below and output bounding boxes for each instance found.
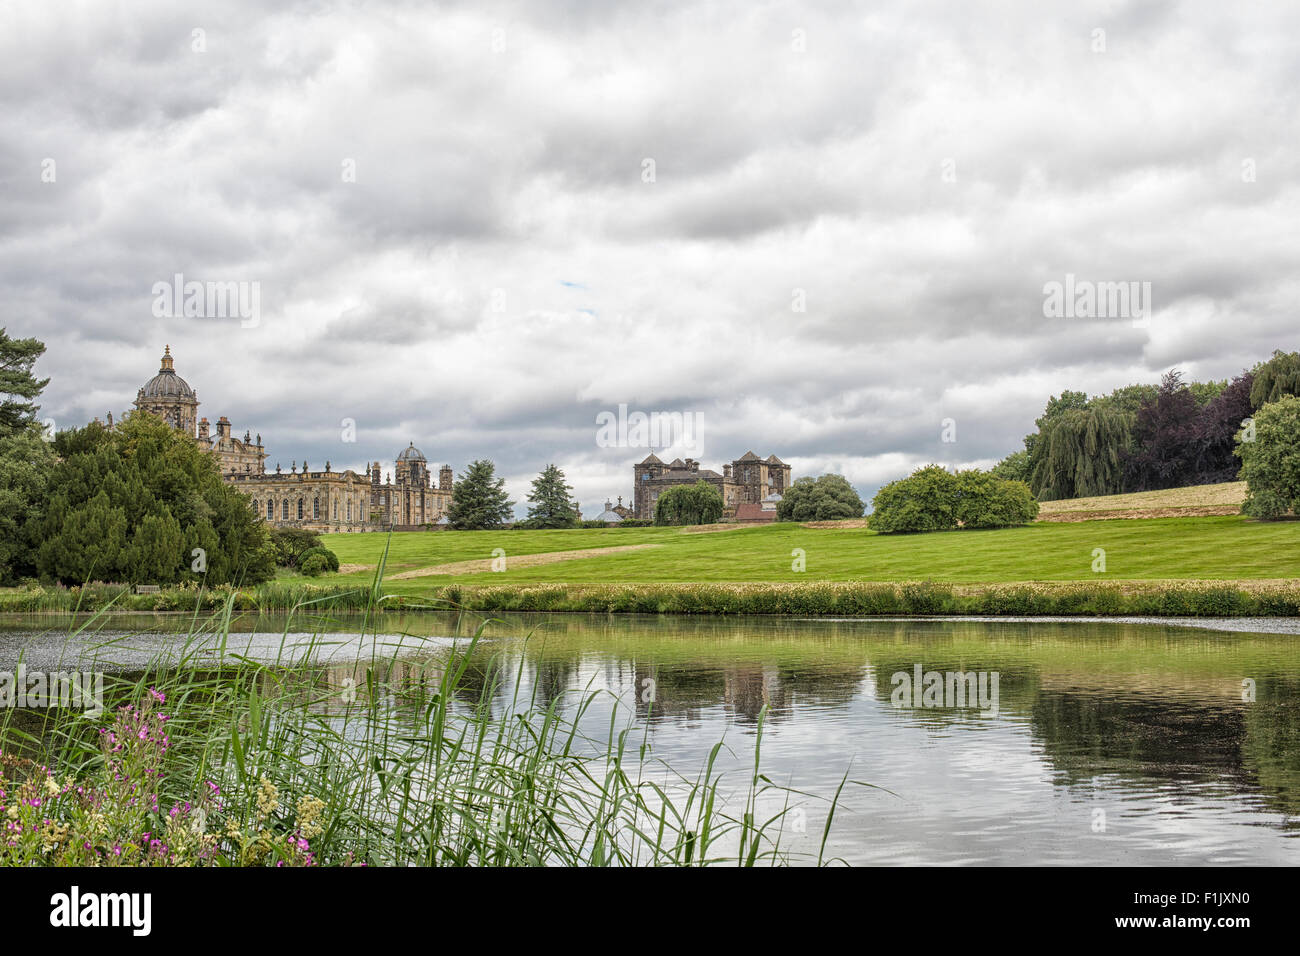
[1250,350,1300,410]
[1028,407,1131,501]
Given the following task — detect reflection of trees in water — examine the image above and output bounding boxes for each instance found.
[449,654,505,714]
[1031,690,1248,782]
[865,655,1041,726]
[531,656,578,710]
[1239,677,1300,815]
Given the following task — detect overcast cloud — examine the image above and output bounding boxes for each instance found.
[3,0,1297,513]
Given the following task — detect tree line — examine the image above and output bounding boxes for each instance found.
[993,349,1300,501]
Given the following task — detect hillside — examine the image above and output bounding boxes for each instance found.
[1035,482,1246,521]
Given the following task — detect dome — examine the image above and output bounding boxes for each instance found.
[397,442,426,462]
[139,346,195,399]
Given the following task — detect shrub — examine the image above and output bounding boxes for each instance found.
[869,466,958,533]
[270,528,324,567]
[954,470,1039,528]
[300,554,328,577]
[298,546,340,573]
[871,467,1036,533]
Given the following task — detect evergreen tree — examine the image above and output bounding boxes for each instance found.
[0,330,54,582]
[0,426,54,583]
[32,414,275,585]
[0,329,50,439]
[522,464,580,528]
[448,459,515,529]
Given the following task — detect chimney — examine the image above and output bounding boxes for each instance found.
[440,465,453,491]
[723,464,732,479]
[198,418,210,441]
[217,416,231,439]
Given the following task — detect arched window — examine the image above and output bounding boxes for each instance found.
[282,499,289,520]
[313,496,320,519]
[267,500,274,520]
[297,499,304,520]
[251,499,258,513]
[347,500,353,522]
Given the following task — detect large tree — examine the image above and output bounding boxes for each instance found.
[0,329,50,439]
[653,481,723,526]
[1022,390,1089,458]
[776,474,865,521]
[0,427,54,583]
[1237,395,1300,519]
[31,413,276,586]
[0,330,53,583]
[1187,370,1254,484]
[1028,406,1130,501]
[448,459,515,529]
[522,464,580,529]
[1250,350,1300,410]
[1123,370,1200,491]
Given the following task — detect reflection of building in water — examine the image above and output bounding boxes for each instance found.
[629,663,803,724]
[723,665,787,724]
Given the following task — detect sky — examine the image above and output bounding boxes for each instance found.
[4,0,1298,515]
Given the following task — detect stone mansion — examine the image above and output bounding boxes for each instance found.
[632,451,791,520]
[130,347,451,531]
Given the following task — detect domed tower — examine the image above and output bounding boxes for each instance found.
[135,345,199,436]
[395,442,428,488]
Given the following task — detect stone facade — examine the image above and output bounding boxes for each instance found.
[232,464,373,533]
[632,451,791,520]
[367,446,453,529]
[201,416,266,477]
[134,346,267,477]
[129,346,454,531]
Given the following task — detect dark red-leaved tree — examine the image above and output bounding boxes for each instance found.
[1123,370,1200,491]
[1187,371,1254,484]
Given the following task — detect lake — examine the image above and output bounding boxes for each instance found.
[1,609,1297,866]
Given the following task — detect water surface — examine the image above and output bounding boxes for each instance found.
[2,610,1297,866]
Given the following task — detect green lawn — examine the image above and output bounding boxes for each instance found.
[322,515,1300,595]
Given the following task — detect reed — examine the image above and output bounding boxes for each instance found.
[0,593,847,867]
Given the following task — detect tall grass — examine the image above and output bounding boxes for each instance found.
[0,592,848,866]
[5,578,1299,616]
